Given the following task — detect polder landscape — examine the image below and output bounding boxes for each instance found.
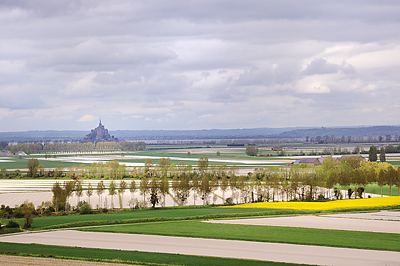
[1,123,400,265]
[3,1,400,265]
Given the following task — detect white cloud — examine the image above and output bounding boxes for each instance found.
[78,114,98,122]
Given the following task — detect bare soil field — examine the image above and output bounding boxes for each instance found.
[0,255,136,266]
[205,211,400,234]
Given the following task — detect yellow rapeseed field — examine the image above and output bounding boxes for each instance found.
[224,196,400,211]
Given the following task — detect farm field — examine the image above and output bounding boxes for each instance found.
[1,144,400,265]
[79,215,400,252]
[5,143,400,172]
[2,230,400,266]
[1,205,400,265]
[225,197,400,210]
[0,242,296,266]
[0,206,293,229]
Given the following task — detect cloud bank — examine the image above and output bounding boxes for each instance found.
[1,0,400,131]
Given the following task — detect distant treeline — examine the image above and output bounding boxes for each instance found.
[2,125,400,143]
[4,141,146,154]
[304,134,400,144]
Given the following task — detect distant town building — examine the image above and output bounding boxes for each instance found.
[82,120,118,143]
[337,154,366,161]
[292,154,366,167]
[292,158,322,166]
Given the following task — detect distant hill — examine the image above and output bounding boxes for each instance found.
[112,128,299,140]
[1,125,399,142]
[0,130,87,142]
[275,126,400,138]
[0,127,295,142]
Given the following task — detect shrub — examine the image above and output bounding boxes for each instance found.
[58,210,67,216]
[225,197,233,205]
[245,146,259,156]
[43,208,53,216]
[79,202,92,214]
[23,216,33,229]
[6,220,20,228]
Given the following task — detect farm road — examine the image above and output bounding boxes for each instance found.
[1,230,400,266]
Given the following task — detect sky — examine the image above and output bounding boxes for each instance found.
[1,0,400,132]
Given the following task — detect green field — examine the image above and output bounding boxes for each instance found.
[365,184,399,196]
[0,242,303,266]
[1,206,297,230]
[81,220,400,252]
[341,184,400,196]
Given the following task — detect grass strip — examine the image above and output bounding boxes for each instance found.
[0,228,22,235]
[40,209,309,230]
[1,207,308,230]
[3,204,398,230]
[81,220,400,252]
[0,242,305,266]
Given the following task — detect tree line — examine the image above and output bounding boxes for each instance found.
[3,141,146,154]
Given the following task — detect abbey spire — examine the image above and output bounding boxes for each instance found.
[82,120,117,143]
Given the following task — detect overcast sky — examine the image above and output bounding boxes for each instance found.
[1,0,400,131]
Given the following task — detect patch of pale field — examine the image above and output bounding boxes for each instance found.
[322,210,400,221]
[182,147,244,154]
[0,255,138,266]
[287,154,368,160]
[0,160,15,163]
[387,157,400,161]
[205,211,400,234]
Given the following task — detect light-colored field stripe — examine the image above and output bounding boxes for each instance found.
[206,215,400,234]
[321,210,400,221]
[1,230,400,266]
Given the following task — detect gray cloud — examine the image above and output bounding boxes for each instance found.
[1,1,400,131]
[301,58,356,75]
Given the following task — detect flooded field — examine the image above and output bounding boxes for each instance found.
[0,179,227,209]
[0,179,383,210]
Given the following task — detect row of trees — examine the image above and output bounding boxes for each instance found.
[3,141,146,155]
[43,141,146,153]
[247,144,400,158]
[5,143,42,154]
[306,134,400,144]
[21,156,237,180]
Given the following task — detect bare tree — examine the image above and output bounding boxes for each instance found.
[109,180,117,209]
[118,180,127,209]
[96,181,105,209]
[87,183,93,205]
